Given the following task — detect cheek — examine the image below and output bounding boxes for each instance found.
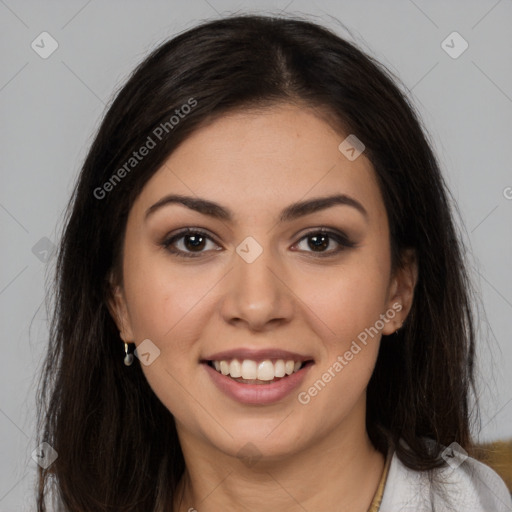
[122,268,214,419]
[125,277,215,367]
[294,255,390,347]
[294,265,389,418]
[122,237,214,342]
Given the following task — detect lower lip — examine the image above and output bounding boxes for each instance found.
[203,362,313,405]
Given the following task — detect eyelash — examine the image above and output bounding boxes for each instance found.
[161,227,356,259]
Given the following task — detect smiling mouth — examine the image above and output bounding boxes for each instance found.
[204,359,314,385]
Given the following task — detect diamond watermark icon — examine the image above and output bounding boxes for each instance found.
[441,32,468,59]
[338,134,365,161]
[441,441,468,469]
[236,442,263,468]
[31,442,58,469]
[236,236,263,264]
[31,32,59,59]
[134,339,161,366]
[32,237,56,263]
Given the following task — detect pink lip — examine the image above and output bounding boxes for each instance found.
[203,361,314,405]
[202,348,313,363]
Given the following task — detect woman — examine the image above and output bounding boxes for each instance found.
[36,14,512,511]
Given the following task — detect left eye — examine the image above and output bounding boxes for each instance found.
[162,228,354,258]
[292,229,354,256]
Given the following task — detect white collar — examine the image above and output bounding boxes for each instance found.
[379,444,512,512]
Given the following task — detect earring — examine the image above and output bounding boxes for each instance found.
[395,323,403,335]
[123,342,134,366]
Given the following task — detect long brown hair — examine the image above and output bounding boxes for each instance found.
[37,14,478,510]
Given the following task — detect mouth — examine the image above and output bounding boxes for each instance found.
[203,358,314,385]
[200,348,315,404]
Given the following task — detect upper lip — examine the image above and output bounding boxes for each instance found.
[202,348,314,362]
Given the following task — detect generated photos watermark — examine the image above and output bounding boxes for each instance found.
[134,338,161,366]
[297,302,402,405]
[338,134,365,161]
[93,97,197,200]
[441,441,468,469]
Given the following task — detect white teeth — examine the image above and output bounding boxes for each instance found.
[229,359,242,378]
[220,360,230,375]
[210,358,305,380]
[274,359,286,378]
[241,360,257,380]
[257,360,275,381]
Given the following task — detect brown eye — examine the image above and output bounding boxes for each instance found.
[307,233,330,252]
[294,229,355,257]
[182,233,207,251]
[162,229,220,258]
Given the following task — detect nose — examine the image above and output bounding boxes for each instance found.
[219,242,295,332]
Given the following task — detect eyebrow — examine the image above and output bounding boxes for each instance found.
[145,193,368,223]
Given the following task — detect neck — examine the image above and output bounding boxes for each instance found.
[173,412,386,511]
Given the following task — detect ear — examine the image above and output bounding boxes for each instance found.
[382,248,418,335]
[106,272,135,342]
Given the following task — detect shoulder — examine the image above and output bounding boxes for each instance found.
[379,442,512,512]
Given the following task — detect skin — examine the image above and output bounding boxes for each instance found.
[110,103,418,512]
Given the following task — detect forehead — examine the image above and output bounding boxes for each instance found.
[132,104,387,224]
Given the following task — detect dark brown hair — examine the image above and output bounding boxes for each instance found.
[37,14,478,510]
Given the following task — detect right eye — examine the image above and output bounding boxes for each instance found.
[161,228,222,258]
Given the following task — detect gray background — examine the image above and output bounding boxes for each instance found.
[1,0,511,509]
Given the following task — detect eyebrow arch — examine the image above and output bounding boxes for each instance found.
[145,193,368,223]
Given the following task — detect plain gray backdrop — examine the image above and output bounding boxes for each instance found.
[1,0,511,509]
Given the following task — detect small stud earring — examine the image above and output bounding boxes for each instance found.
[123,342,134,366]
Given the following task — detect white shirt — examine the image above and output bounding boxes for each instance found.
[379,447,512,511]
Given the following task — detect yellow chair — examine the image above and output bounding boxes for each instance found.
[470,439,512,493]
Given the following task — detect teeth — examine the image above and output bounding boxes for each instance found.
[257,360,274,381]
[241,360,257,380]
[210,358,305,380]
[229,359,242,378]
[274,360,285,378]
[220,361,230,375]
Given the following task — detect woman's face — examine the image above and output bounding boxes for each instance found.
[111,104,415,460]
